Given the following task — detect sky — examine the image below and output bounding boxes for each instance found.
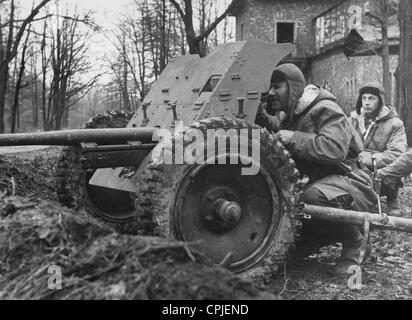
[18,0,129,54]
[75,0,117,12]
[59,0,127,82]
[24,0,135,83]
[71,0,128,26]
[20,0,235,48]
[19,0,125,23]
[49,0,233,30]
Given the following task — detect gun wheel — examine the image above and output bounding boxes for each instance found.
[134,118,303,273]
[55,111,151,233]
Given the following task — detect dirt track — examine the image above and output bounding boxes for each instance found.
[1,148,412,300]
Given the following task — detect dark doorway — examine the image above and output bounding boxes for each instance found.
[277,22,295,44]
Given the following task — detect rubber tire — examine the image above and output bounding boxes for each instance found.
[134,117,304,273]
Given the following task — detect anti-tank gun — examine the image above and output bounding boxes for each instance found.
[1,40,412,274]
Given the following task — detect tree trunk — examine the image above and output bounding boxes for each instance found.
[187,34,201,55]
[0,70,8,133]
[169,0,235,57]
[41,20,49,131]
[160,0,167,72]
[398,0,412,145]
[122,34,131,111]
[0,0,14,133]
[60,79,68,129]
[11,29,30,133]
[11,63,24,133]
[31,69,39,129]
[381,20,392,104]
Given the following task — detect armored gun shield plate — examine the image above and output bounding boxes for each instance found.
[134,118,301,273]
[89,40,296,194]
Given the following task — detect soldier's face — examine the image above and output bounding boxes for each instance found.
[268,80,290,112]
[362,94,381,116]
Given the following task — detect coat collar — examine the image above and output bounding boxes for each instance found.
[350,105,396,123]
[295,85,320,115]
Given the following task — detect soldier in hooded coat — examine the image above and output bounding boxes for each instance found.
[350,82,407,216]
[256,63,377,274]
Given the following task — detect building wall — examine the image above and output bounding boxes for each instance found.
[233,0,400,114]
[236,0,338,57]
[310,53,399,113]
[236,1,250,41]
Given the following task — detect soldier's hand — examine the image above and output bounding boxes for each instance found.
[276,130,294,145]
[378,169,399,190]
[257,103,286,133]
[359,151,373,170]
[258,102,269,117]
[276,111,287,123]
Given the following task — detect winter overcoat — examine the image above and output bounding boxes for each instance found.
[267,64,377,211]
[350,95,407,170]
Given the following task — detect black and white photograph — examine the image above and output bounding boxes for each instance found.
[0,0,412,304]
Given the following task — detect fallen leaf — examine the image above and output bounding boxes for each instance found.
[105,282,126,299]
[37,226,51,239]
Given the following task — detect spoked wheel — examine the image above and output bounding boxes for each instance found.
[56,111,145,230]
[134,118,303,273]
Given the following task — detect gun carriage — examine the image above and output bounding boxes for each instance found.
[2,40,411,273]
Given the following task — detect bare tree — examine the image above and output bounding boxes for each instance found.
[398,0,412,144]
[40,18,49,130]
[105,53,135,111]
[0,0,52,133]
[110,7,146,108]
[41,7,101,130]
[366,0,398,103]
[159,0,167,71]
[169,0,237,57]
[10,25,31,133]
[29,42,40,129]
[109,0,183,106]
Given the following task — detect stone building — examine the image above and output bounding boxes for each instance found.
[230,0,400,112]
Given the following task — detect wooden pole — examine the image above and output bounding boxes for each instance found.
[303,205,412,234]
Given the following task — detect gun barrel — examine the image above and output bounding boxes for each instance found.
[0,128,158,146]
[304,204,412,234]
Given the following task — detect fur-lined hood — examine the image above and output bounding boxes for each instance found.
[350,104,399,123]
[294,84,337,116]
[269,63,306,118]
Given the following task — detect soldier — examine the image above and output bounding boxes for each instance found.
[256,63,377,274]
[349,82,407,216]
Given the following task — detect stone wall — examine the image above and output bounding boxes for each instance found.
[310,53,399,113]
[235,0,338,57]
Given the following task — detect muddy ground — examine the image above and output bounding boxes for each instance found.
[0,147,411,300]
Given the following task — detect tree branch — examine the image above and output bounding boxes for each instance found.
[169,0,185,20]
[365,11,385,25]
[196,0,236,42]
[8,0,53,65]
